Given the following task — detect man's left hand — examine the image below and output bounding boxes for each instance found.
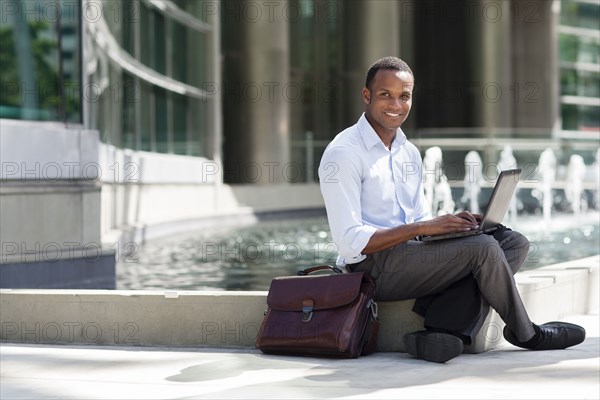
[455,211,482,224]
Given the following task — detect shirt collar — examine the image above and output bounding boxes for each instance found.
[358,113,407,150]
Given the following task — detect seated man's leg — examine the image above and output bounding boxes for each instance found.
[351,231,584,361]
[350,234,525,362]
[412,229,531,343]
[361,233,534,338]
[412,276,487,345]
[494,227,530,275]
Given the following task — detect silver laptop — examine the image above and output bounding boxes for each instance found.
[422,169,522,242]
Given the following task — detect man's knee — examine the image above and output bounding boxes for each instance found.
[479,234,506,262]
[500,230,530,251]
[502,231,530,273]
[460,234,505,266]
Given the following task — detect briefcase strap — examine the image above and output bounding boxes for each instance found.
[297,265,344,275]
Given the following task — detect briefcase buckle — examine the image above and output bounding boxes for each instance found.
[302,299,314,322]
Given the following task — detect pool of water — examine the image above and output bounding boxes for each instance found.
[117,211,600,291]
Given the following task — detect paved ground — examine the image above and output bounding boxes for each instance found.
[1,312,598,400]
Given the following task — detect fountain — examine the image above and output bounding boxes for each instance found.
[118,211,599,290]
[115,148,600,291]
[565,154,587,214]
[434,175,455,216]
[532,148,557,222]
[458,146,521,219]
[461,151,484,214]
[497,145,519,222]
[498,145,518,170]
[594,149,600,210]
[424,146,455,216]
[423,146,442,215]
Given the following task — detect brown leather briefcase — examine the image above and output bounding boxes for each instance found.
[256,265,379,358]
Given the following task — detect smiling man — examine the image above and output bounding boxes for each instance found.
[318,56,585,363]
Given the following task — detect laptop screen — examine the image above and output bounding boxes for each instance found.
[479,169,522,232]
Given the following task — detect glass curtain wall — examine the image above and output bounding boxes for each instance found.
[86,0,213,157]
[559,0,600,134]
[288,0,341,182]
[0,0,82,123]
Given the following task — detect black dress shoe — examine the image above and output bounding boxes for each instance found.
[404,330,463,363]
[503,322,586,350]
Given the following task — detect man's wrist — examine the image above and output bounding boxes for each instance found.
[412,221,426,237]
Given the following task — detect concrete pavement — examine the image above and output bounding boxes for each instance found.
[1,312,598,399]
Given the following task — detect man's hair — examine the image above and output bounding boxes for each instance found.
[365,56,413,89]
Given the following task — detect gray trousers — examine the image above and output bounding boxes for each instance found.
[348,228,536,343]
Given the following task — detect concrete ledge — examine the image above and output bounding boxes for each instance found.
[1,255,598,353]
[0,290,266,348]
[515,256,599,322]
[376,299,504,354]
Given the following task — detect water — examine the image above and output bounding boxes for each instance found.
[566,154,587,215]
[461,150,484,214]
[117,211,600,291]
[513,213,599,270]
[534,148,557,222]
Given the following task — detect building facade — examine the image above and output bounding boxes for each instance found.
[1,0,598,288]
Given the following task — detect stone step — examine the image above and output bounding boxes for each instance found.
[1,255,597,353]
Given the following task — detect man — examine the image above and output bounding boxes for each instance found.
[318,56,585,363]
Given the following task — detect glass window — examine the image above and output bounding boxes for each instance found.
[0,0,81,123]
[172,93,187,155]
[153,11,166,75]
[561,69,600,98]
[177,0,211,24]
[562,104,600,131]
[287,0,341,180]
[171,22,187,83]
[121,0,137,56]
[122,73,136,149]
[559,1,599,133]
[84,0,212,157]
[139,2,167,74]
[560,0,600,30]
[154,87,168,153]
[139,81,152,152]
[187,97,206,157]
[559,33,600,64]
[140,0,151,67]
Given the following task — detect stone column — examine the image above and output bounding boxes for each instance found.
[510,0,559,134]
[473,0,514,163]
[222,0,290,184]
[478,0,514,129]
[340,0,400,127]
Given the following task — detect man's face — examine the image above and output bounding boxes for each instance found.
[362,69,413,135]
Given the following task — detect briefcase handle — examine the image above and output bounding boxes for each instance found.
[297,264,345,276]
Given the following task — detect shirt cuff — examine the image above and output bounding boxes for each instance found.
[341,225,377,264]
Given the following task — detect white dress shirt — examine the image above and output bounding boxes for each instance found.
[318,113,432,266]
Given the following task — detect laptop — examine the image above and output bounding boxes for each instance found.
[422,168,522,242]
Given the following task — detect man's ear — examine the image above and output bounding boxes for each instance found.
[362,87,371,104]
